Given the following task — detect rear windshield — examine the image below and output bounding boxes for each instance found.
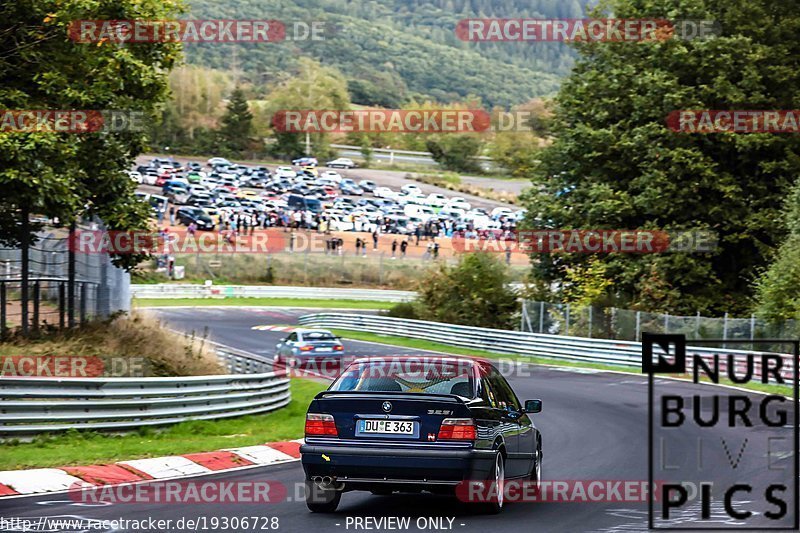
[303,331,336,341]
[330,360,476,397]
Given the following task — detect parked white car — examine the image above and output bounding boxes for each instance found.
[446,197,471,211]
[404,204,436,220]
[373,187,396,199]
[128,171,143,184]
[491,207,515,219]
[207,157,232,167]
[275,166,296,179]
[320,170,343,183]
[440,207,466,219]
[327,214,355,231]
[326,158,357,169]
[401,184,423,195]
[425,193,448,208]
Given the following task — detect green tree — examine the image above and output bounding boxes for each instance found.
[755,177,800,321]
[218,87,255,156]
[426,135,484,173]
[416,253,518,329]
[0,0,182,269]
[523,0,800,315]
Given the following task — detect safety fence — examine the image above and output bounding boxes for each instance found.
[0,343,289,435]
[297,313,795,381]
[0,221,130,337]
[520,300,799,347]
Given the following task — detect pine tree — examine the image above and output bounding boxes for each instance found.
[219,87,254,156]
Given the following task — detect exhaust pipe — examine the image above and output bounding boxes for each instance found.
[310,475,343,490]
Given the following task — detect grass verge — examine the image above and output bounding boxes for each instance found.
[0,378,326,470]
[331,329,793,396]
[0,312,222,377]
[134,297,396,310]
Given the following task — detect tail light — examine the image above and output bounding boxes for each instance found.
[334,345,344,351]
[438,418,476,441]
[299,345,314,352]
[305,413,338,436]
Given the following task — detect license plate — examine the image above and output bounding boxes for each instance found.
[359,419,416,435]
[315,347,332,352]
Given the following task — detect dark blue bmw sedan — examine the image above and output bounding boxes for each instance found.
[300,356,543,513]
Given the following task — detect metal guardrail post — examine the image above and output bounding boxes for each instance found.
[32,281,40,332]
[539,301,545,334]
[59,282,66,329]
[20,207,29,336]
[80,283,87,325]
[68,221,76,328]
[0,282,6,340]
[723,312,728,348]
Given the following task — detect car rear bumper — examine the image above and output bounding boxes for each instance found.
[301,442,496,485]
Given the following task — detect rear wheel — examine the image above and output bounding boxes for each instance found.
[481,452,505,514]
[530,443,542,490]
[305,478,341,513]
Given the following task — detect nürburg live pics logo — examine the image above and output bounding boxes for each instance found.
[643,333,799,530]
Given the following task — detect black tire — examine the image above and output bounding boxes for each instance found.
[530,441,542,490]
[305,479,341,513]
[481,452,505,514]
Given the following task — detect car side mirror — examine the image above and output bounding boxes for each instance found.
[524,399,542,413]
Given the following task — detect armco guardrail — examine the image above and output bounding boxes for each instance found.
[132,284,416,302]
[0,345,289,435]
[297,313,795,378]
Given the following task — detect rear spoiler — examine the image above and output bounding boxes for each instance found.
[315,390,467,402]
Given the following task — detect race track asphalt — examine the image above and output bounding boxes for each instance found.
[0,307,795,532]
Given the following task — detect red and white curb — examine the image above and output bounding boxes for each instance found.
[0,439,304,497]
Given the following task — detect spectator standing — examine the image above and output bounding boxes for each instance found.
[391,239,398,259]
[372,230,379,250]
[169,206,176,226]
[400,239,408,258]
[355,237,362,256]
